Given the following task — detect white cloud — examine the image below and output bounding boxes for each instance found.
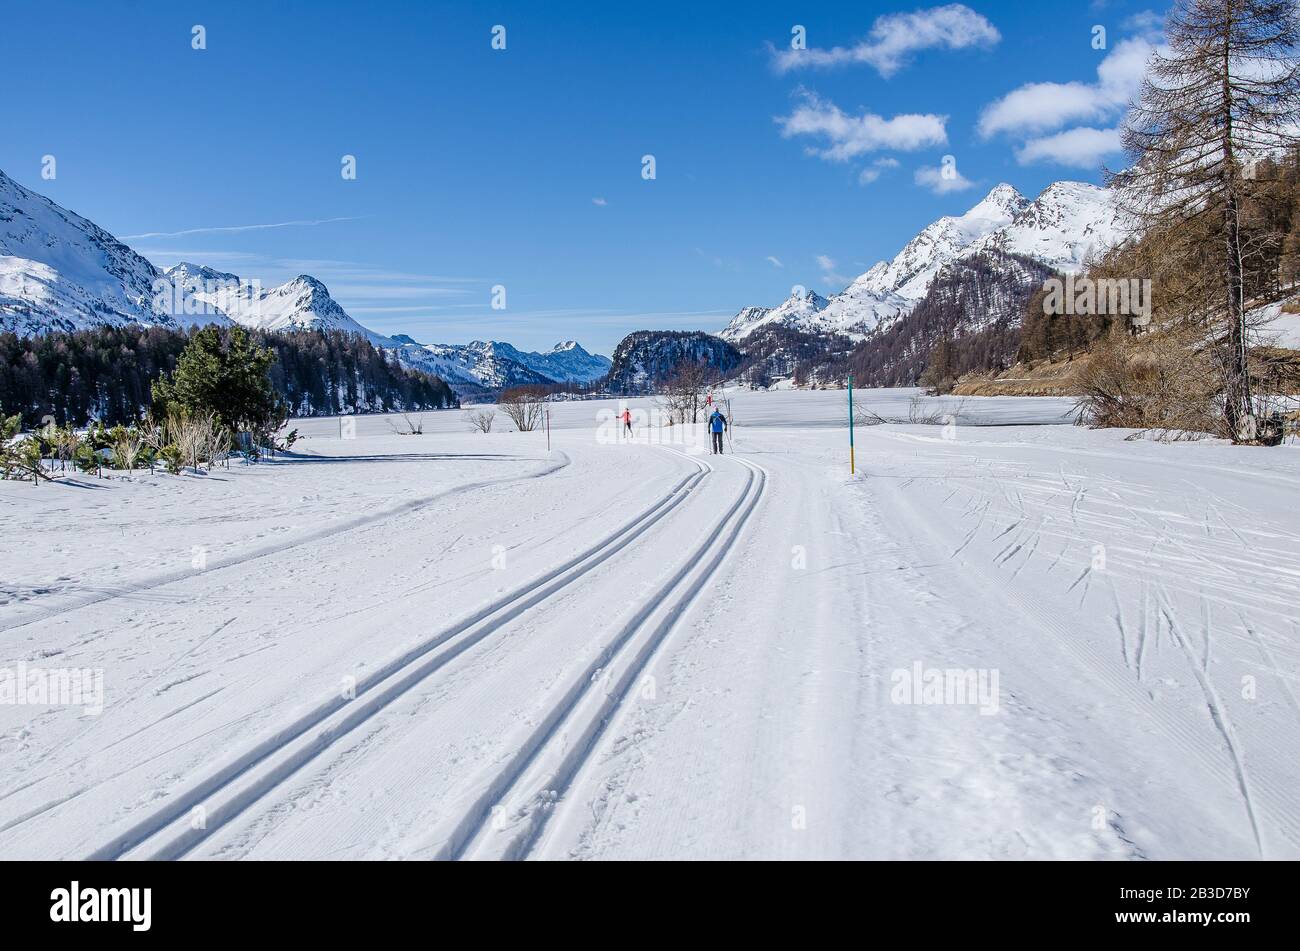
[121,216,364,240]
[978,81,1109,138]
[1123,10,1165,41]
[777,91,947,161]
[914,164,976,195]
[858,157,901,184]
[1016,127,1123,167]
[592,197,608,206]
[978,37,1155,138]
[693,247,739,272]
[774,4,1001,78]
[817,254,850,289]
[766,255,784,268]
[321,284,471,299]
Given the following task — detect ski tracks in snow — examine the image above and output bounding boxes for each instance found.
[82,450,713,860]
[872,434,1300,858]
[433,456,767,861]
[0,452,573,636]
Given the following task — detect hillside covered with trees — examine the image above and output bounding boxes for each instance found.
[0,325,458,427]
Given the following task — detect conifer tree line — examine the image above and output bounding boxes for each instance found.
[0,324,458,428]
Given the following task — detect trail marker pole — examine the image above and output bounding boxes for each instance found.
[848,374,856,475]
[545,408,551,453]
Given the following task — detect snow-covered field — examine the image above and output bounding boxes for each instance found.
[3,389,1299,860]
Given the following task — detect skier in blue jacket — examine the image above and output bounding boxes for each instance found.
[707,408,728,455]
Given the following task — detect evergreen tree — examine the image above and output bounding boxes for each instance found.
[152,325,281,432]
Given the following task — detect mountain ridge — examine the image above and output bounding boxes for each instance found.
[722,181,1126,344]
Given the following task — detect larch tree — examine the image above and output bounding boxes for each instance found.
[1114,0,1300,442]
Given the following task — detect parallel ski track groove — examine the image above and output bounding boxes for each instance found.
[441,455,768,861]
[85,451,709,860]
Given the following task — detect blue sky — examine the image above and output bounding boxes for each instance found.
[0,0,1164,355]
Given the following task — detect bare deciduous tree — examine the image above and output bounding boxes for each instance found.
[657,360,718,424]
[497,387,545,432]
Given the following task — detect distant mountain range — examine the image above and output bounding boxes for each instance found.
[0,169,610,395]
[2,166,1131,399]
[399,338,612,393]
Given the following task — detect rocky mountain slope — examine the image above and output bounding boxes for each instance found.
[604,331,741,394]
[845,249,1062,388]
[722,182,1125,344]
[1,169,176,335]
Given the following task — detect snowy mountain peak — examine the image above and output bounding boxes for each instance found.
[971,180,1123,274]
[289,274,329,293]
[165,261,240,285]
[722,289,831,340]
[976,183,1029,215]
[1,168,174,336]
[788,288,830,307]
[721,179,1121,343]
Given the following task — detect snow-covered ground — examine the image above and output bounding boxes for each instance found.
[2,390,1299,860]
[1254,298,1300,350]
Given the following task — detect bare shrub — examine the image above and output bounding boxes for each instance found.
[908,394,966,425]
[389,413,425,435]
[46,424,80,473]
[1077,326,1221,436]
[465,408,496,433]
[147,409,227,473]
[110,425,145,471]
[200,421,232,468]
[851,393,967,427]
[172,411,214,472]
